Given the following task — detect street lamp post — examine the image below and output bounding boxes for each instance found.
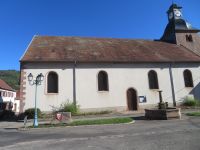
[28,73,44,127]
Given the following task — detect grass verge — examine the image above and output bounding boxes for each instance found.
[73,110,113,116]
[186,112,200,116]
[29,117,133,128]
[68,117,133,126]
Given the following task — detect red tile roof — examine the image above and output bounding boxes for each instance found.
[20,36,200,63]
[0,79,14,91]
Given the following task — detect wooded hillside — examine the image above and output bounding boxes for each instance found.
[0,70,20,90]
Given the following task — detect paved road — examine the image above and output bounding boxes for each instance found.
[0,116,200,150]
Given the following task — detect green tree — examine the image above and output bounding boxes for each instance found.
[0,70,20,90]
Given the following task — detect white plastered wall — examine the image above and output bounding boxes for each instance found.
[171,63,200,103]
[75,63,173,110]
[23,63,74,112]
[0,89,18,112]
[22,62,200,112]
[0,89,16,104]
[14,100,20,113]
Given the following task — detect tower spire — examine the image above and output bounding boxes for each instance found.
[160,3,200,43]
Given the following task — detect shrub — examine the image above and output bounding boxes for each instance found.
[59,101,79,115]
[0,110,16,121]
[197,101,200,106]
[186,112,200,116]
[17,113,26,120]
[75,110,112,116]
[182,98,200,107]
[24,108,41,119]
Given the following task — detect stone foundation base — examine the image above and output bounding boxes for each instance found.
[79,106,127,113]
[145,108,181,120]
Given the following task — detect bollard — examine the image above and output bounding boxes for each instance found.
[24,116,28,129]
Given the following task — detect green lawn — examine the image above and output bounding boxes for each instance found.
[186,112,200,116]
[68,117,133,126]
[31,117,134,128]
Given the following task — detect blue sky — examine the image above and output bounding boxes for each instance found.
[0,0,199,70]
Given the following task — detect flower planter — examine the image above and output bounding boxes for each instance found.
[55,112,72,123]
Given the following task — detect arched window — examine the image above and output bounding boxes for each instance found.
[148,70,159,89]
[98,71,109,91]
[47,72,58,93]
[183,69,193,87]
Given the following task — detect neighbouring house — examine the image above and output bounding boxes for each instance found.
[19,4,200,113]
[0,79,20,113]
[14,90,21,113]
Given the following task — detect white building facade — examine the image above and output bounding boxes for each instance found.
[0,79,20,113]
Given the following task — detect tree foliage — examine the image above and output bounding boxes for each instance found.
[0,70,20,90]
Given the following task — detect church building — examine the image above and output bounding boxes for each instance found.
[19,4,200,112]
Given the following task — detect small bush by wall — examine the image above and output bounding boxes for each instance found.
[24,108,41,119]
[0,110,16,121]
[182,98,200,107]
[59,101,79,115]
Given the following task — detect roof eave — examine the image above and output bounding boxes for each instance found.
[19,60,200,64]
[176,29,200,33]
[0,87,16,92]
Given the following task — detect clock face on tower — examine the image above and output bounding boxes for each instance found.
[174,9,182,17]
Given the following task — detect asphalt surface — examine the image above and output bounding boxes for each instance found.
[0,115,200,150]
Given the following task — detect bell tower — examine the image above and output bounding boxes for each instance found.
[167,3,183,22]
[160,3,200,55]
